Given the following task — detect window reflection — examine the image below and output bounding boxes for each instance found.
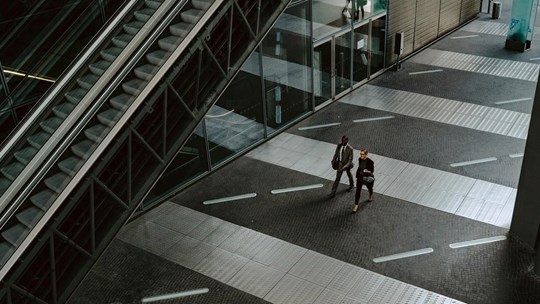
[262,2,312,132]
[370,15,386,75]
[353,23,369,85]
[312,0,352,40]
[146,125,208,204]
[207,58,265,166]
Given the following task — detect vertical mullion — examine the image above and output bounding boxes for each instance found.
[227,5,233,71]
[49,236,58,304]
[368,19,372,78]
[256,0,261,35]
[163,87,168,157]
[310,0,315,110]
[202,119,212,170]
[90,182,96,254]
[128,132,132,205]
[196,49,202,109]
[258,44,268,138]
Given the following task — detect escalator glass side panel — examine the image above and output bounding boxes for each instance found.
[0,0,174,202]
[0,0,125,139]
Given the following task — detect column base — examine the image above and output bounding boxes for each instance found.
[505,39,532,52]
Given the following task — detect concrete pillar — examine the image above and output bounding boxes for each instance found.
[510,70,540,275]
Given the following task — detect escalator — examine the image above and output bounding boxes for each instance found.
[0,0,126,140]
[0,0,290,303]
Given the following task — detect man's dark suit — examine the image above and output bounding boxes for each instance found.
[330,143,354,197]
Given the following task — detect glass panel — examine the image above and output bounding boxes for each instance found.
[353,23,369,85]
[335,31,352,96]
[262,2,312,134]
[207,53,265,167]
[146,125,208,204]
[370,15,386,75]
[0,0,124,133]
[314,40,332,106]
[0,65,8,111]
[312,0,352,41]
[0,110,16,143]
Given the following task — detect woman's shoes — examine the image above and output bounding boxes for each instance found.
[352,204,359,214]
[367,195,373,202]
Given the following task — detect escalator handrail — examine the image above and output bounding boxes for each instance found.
[0,0,180,213]
[0,0,139,161]
[0,0,218,281]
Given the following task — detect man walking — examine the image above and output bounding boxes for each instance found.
[329,135,354,198]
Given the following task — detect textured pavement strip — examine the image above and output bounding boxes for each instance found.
[461,20,540,38]
[409,49,540,82]
[246,133,516,229]
[340,84,531,139]
[118,201,464,304]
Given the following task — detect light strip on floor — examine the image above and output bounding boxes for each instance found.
[449,236,507,249]
[142,288,209,302]
[450,157,497,167]
[529,57,540,61]
[408,69,443,75]
[353,116,395,123]
[509,153,524,158]
[271,184,324,194]
[450,35,479,39]
[298,122,341,130]
[373,248,434,263]
[203,193,257,205]
[494,97,532,105]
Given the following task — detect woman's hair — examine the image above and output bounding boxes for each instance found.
[360,149,368,155]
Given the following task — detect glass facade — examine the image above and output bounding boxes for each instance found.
[147,1,388,205]
[313,40,332,106]
[353,22,369,85]
[207,57,266,166]
[0,1,388,207]
[262,2,312,134]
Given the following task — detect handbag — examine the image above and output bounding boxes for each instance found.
[362,175,375,184]
[331,158,339,170]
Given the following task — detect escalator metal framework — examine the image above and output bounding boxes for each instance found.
[0,0,290,303]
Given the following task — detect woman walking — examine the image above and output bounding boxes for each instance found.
[352,149,374,213]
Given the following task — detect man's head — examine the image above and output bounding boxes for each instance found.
[341,135,349,145]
